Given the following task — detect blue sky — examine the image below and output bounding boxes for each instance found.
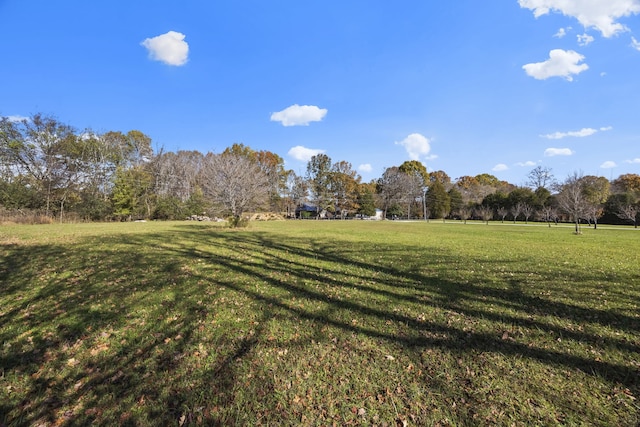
[2,1,639,185]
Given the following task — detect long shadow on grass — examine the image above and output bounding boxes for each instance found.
[170,226,640,422]
[1,224,638,425]
[151,227,639,382]
[193,228,639,334]
[186,230,639,374]
[0,234,269,425]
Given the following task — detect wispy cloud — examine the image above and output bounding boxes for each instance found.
[271,104,327,127]
[287,145,325,162]
[625,158,640,164]
[492,164,509,172]
[544,148,574,157]
[540,126,611,140]
[141,31,189,66]
[632,37,640,51]
[516,161,537,167]
[523,49,588,81]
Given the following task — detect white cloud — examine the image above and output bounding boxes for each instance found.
[577,33,595,46]
[625,158,640,164]
[554,27,568,38]
[541,126,612,139]
[519,0,640,37]
[270,104,327,127]
[394,133,432,161]
[544,147,574,157]
[5,115,29,123]
[523,49,588,81]
[632,37,640,51]
[141,31,189,66]
[516,161,538,167]
[287,145,325,162]
[600,161,617,169]
[492,164,509,172]
[541,127,597,139]
[358,164,373,173]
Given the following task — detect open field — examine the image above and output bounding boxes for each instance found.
[1,220,639,426]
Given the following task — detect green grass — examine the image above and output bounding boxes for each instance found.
[1,220,639,426]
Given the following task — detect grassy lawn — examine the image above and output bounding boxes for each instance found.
[1,220,639,426]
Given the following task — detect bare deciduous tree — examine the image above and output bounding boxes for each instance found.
[538,206,558,227]
[527,166,554,190]
[617,204,639,228]
[152,150,204,202]
[1,114,85,218]
[510,203,522,223]
[497,207,508,223]
[378,166,415,219]
[457,206,472,224]
[201,153,269,225]
[521,203,535,224]
[284,172,308,218]
[475,206,493,224]
[556,172,590,234]
[584,205,604,229]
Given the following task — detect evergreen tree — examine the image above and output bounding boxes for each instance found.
[426,180,450,220]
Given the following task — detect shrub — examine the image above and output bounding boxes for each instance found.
[228,215,249,228]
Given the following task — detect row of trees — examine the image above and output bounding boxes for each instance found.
[0,114,288,223]
[375,164,640,232]
[2,114,639,229]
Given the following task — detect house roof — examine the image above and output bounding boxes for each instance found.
[296,204,318,212]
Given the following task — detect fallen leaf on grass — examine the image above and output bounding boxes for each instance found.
[90,343,110,356]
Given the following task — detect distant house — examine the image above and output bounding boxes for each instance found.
[354,209,383,220]
[295,204,326,219]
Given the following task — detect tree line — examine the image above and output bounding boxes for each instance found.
[1,114,639,229]
[373,162,639,232]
